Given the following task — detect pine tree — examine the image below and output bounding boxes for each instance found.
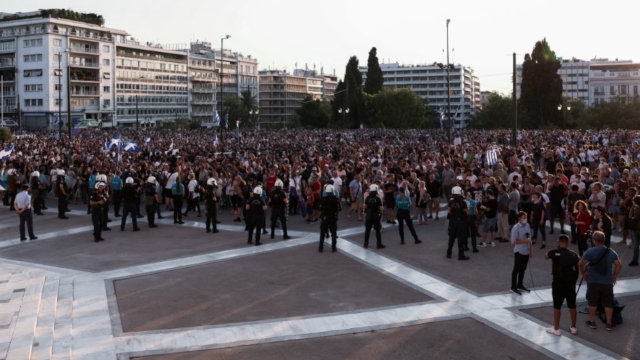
[364,47,384,95]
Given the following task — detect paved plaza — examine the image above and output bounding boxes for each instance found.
[0,200,638,359]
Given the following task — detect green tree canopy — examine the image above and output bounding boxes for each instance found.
[332,56,365,128]
[295,95,331,128]
[467,93,514,129]
[364,47,384,95]
[519,38,563,128]
[367,89,426,128]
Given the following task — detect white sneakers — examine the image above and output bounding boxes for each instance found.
[570,326,578,335]
[545,326,577,336]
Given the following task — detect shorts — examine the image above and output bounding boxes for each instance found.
[350,197,363,211]
[550,203,565,220]
[163,188,173,199]
[586,283,614,308]
[552,281,577,309]
[428,198,439,210]
[482,216,497,233]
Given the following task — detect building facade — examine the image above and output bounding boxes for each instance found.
[360,62,482,128]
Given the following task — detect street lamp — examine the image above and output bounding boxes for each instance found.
[135,76,144,130]
[446,19,452,142]
[338,107,350,124]
[557,103,571,129]
[249,109,259,128]
[219,34,231,141]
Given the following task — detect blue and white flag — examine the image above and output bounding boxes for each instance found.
[213,134,219,147]
[0,145,14,160]
[54,114,60,125]
[107,134,121,149]
[223,113,229,129]
[438,107,445,129]
[214,111,221,127]
[124,141,139,152]
[486,149,499,166]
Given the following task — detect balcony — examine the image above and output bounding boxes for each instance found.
[70,70,100,83]
[0,59,15,68]
[71,90,100,96]
[69,46,99,54]
[69,61,100,68]
[191,87,214,93]
[1,105,17,113]
[191,99,213,105]
[71,105,99,112]
[192,111,214,116]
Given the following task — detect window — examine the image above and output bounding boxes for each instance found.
[103,73,111,79]
[23,54,42,62]
[620,85,627,95]
[24,84,43,92]
[55,99,60,106]
[53,38,62,47]
[103,86,110,93]
[54,69,62,76]
[103,59,110,66]
[610,86,616,95]
[102,45,110,53]
[25,99,43,106]
[23,38,43,47]
[103,99,111,107]
[55,84,62,91]
[23,69,43,77]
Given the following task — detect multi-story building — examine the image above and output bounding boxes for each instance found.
[258,68,338,126]
[214,49,259,114]
[360,62,481,128]
[515,57,640,106]
[0,11,123,130]
[186,41,216,125]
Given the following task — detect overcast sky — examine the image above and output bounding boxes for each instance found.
[6,0,639,94]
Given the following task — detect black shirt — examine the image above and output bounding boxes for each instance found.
[247,196,266,219]
[268,188,287,209]
[319,195,342,221]
[365,194,382,220]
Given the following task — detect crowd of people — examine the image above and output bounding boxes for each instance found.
[0,127,632,333]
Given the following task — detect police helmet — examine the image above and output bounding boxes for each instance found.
[31,171,40,178]
[146,176,156,184]
[253,186,263,195]
[125,177,134,184]
[7,169,16,175]
[57,169,65,176]
[95,182,105,190]
[369,184,378,192]
[274,179,283,188]
[325,184,335,194]
[451,186,463,196]
[207,178,217,186]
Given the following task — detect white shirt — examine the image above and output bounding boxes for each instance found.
[15,191,31,210]
[330,176,343,192]
[188,179,199,199]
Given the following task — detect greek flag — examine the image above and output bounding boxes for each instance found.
[107,134,121,149]
[213,111,221,126]
[54,114,60,125]
[486,149,499,166]
[223,113,229,129]
[0,145,14,160]
[213,134,219,147]
[124,141,139,152]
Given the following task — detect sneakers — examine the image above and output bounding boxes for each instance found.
[488,242,496,247]
[606,323,613,331]
[616,239,628,246]
[510,288,522,295]
[629,261,639,266]
[478,242,487,248]
[586,320,597,329]
[517,286,531,293]
[545,327,561,336]
[570,326,578,335]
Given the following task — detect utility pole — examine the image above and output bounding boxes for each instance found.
[512,52,517,148]
[446,19,452,143]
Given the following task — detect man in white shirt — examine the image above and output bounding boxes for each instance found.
[330,170,343,195]
[14,184,37,241]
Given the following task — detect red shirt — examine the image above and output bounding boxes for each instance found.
[575,211,592,235]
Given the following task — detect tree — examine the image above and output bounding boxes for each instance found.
[222,96,242,129]
[0,127,10,141]
[367,89,426,128]
[332,56,365,128]
[295,95,331,128]
[239,89,257,128]
[364,47,384,95]
[467,93,514,129]
[519,39,563,129]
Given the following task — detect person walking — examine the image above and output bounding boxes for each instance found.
[204,178,219,233]
[268,179,290,240]
[144,176,159,228]
[183,173,202,218]
[317,184,342,252]
[395,187,422,245]
[579,231,622,331]
[544,234,580,336]
[14,183,37,241]
[247,187,267,245]
[510,211,533,295]
[363,184,385,249]
[446,186,469,260]
[120,177,140,232]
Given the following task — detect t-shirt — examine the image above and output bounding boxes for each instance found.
[171,183,184,196]
[112,177,122,191]
[547,248,579,283]
[482,198,498,218]
[582,246,619,285]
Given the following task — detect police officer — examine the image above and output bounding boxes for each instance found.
[364,184,385,249]
[144,176,159,228]
[447,186,470,260]
[56,169,69,219]
[121,177,140,231]
[30,171,44,215]
[90,182,106,242]
[97,174,112,231]
[268,179,290,240]
[317,184,342,252]
[204,178,219,233]
[246,186,267,246]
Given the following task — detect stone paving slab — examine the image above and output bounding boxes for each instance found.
[114,244,432,333]
[130,317,548,360]
[521,294,640,359]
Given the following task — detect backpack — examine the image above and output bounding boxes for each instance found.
[556,249,580,283]
[597,298,625,326]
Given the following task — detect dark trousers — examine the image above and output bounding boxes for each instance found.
[19,209,35,239]
[146,204,157,226]
[205,205,217,231]
[320,219,337,250]
[173,196,183,222]
[113,190,122,215]
[58,194,67,218]
[271,208,288,237]
[467,215,477,249]
[91,207,103,240]
[32,192,41,214]
[364,218,382,246]
[87,189,93,214]
[248,217,264,243]
[511,252,530,289]
[447,219,467,256]
[185,196,201,215]
[121,203,138,230]
[396,208,418,243]
[8,191,16,210]
[531,221,546,242]
[102,202,110,228]
[289,196,299,214]
[576,231,588,257]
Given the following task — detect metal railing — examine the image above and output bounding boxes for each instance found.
[69,47,99,54]
[71,90,100,96]
[69,61,100,68]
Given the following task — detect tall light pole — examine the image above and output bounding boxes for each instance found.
[446,18,452,143]
[249,108,258,129]
[66,50,71,138]
[219,34,231,141]
[558,103,571,129]
[338,107,349,124]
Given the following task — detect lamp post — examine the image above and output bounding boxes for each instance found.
[249,109,258,129]
[236,120,240,146]
[219,34,231,141]
[338,107,349,124]
[57,51,68,137]
[65,50,71,139]
[446,19,452,143]
[557,103,571,129]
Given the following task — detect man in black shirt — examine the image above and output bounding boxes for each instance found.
[90,182,106,242]
[426,173,441,220]
[317,184,342,252]
[246,187,267,245]
[447,186,469,260]
[204,178,219,233]
[548,177,567,235]
[364,185,385,249]
[479,189,498,247]
[544,234,579,336]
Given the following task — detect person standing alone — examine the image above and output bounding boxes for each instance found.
[544,234,580,336]
[510,211,533,295]
[14,183,37,241]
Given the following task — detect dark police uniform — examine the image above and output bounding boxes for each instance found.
[57,176,69,219]
[90,189,105,242]
[121,184,139,231]
[268,186,290,239]
[30,176,43,215]
[204,185,218,233]
[364,193,385,249]
[246,194,266,245]
[447,195,469,259]
[317,193,342,252]
[145,182,159,228]
[101,181,112,231]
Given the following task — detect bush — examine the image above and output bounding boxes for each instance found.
[0,127,10,142]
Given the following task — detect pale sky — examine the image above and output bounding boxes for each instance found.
[6,0,640,94]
